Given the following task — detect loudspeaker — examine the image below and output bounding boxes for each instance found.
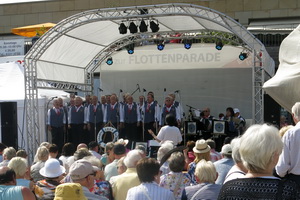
[264,94,281,127]
[185,121,197,134]
[0,102,18,150]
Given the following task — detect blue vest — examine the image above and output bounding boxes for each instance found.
[124,103,138,123]
[70,106,85,124]
[144,102,157,123]
[88,104,103,123]
[107,103,119,123]
[50,108,64,127]
[174,101,179,107]
[161,105,177,125]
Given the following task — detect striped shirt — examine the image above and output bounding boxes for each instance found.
[126,182,175,200]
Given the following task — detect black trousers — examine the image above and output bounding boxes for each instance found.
[69,124,85,147]
[125,122,138,149]
[51,126,64,152]
[143,122,156,142]
[89,122,103,143]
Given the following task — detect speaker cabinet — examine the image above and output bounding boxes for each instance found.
[264,94,281,127]
[0,102,18,150]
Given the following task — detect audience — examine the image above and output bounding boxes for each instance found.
[59,142,75,172]
[31,146,49,182]
[159,152,191,200]
[112,149,143,200]
[37,158,65,199]
[16,149,28,159]
[100,142,114,167]
[54,183,87,200]
[206,139,221,162]
[89,141,102,160]
[182,160,221,200]
[187,139,211,185]
[8,157,34,191]
[214,144,234,185]
[218,124,300,199]
[126,158,175,200]
[0,166,35,200]
[104,143,126,181]
[157,141,175,175]
[0,147,16,167]
[69,160,107,200]
[0,143,7,162]
[223,138,246,184]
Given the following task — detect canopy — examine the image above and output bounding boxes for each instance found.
[263,24,300,112]
[11,23,56,37]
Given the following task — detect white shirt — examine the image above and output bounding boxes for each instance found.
[89,150,102,160]
[223,165,246,184]
[276,122,300,176]
[126,182,175,200]
[156,126,182,145]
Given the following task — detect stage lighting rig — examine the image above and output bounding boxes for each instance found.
[106,57,113,65]
[215,40,223,50]
[119,23,127,34]
[126,43,135,54]
[184,40,192,49]
[150,21,159,32]
[239,52,248,61]
[139,20,148,32]
[129,22,138,34]
[157,41,165,51]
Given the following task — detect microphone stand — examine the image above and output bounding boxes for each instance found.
[142,89,146,142]
[131,84,140,96]
[94,106,97,142]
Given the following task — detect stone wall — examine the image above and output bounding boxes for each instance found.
[0,0,299,34]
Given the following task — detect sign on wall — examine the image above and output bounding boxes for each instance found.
[0,39,24,57]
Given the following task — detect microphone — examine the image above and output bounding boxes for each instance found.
[98,88,103,91]
[137,84,141,92]
[50,96,57,100]
[164,88,166,92]
[120,89,123,93]
[143,88,146,92]
[174,90,180,93]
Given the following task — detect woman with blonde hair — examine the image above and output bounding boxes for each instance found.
[30,146,49,182]
[187,139,210,185]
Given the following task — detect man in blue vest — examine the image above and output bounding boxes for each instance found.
[68,97,86,147]
[120,95,141,149]
[86,96,106,143]
[142,93,160,142]
[160,96,181,127]
[47,99,65,152]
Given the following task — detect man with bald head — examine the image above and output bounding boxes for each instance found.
[0,166,35,199]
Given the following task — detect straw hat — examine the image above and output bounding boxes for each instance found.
[193,139,211,154]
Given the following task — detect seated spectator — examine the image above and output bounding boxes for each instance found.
[16,149,28,159]
[100,142,114,167]
[214,144,234,185]
[0,147,16,167]
[31,146,49,182]
[54,183,87,200]
[206,139,221,162]
[182,160,221,200]
[218,124,300,199]
[49,144,63,165]
[104,143,126,181]
[37,158,65,199]
[110,156,127,184]
[65,143,88,171]
[126,158,175,200]
[185,141,195,164]
[0,143,7,162]
[279,125,293,138]
[69,160,107,200]
[8,157,34,191]
[157,141,175,175]
[160,152,191,200]
[223,138,247,184]
[0,166,35,200]
[187,139,211,185]
[112,149,143,200]
[59,142,75,173]
[135,144,147,158]
[89,141,102,160]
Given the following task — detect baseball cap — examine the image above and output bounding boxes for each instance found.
[233,108,240,114]
[54,183,87,200]
[221,144,232,155]
[69,160,96,181]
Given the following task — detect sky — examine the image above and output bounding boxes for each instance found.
[0,0,50,4]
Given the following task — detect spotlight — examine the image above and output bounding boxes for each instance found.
[184,40,192,49]
[126,43,134,54]
[215,41,223,50]
[239,52,248,61]
[119,23,127,34]
[106,57,113,65]
[139,20,148,32]
[157,41,164,51]
[129,22,138,34]
[150,21,159,32]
